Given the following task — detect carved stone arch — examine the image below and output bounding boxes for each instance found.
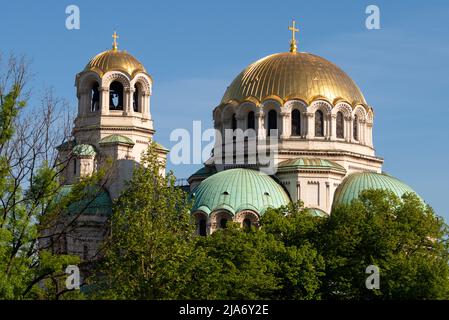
[284,99,308,113]
[220,103,238,125]
[309,100,333,115]
[101,71,131,90]
[131,73,152,95]
[210,210,233,233]
[353,104,368,121]
[234,210,260,228]
[333,102,352,117]
[261,98,282,113]
[236,101,258,119]
[192,211,209,236]
[77,71,101,97]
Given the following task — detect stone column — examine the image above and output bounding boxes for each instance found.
[345,116,352,142]
[255,110,265,139]
[367,123,373,147]
[100,86,109,115]
[78,90,87,116]
[306,112,314,138]
[125,87,134,116]
[280,110,290,139]
[331,114,337,140]
[325,114,331,140]
[142,92,151,119]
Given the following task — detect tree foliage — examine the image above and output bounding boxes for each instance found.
[321,190,449,299]
[0,54,91,299]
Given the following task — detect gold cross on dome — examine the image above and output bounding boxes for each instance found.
[112,31,119,50]
[288,19,299,53]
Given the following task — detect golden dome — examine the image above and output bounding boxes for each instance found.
[84,49,147,78]
[221,52,366,107]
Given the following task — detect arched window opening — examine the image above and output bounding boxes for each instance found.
[83,244,89,260]
[267,110,278,136]
[219,218,228,229]
[243,218,251,230]
[133,84,140,112]
[353,115,359,141]
[247,111,255,130]
[231,114,237,131]
[315,110,324,137]
[90,82,100,112]
[109,81,124,110]
[291,109,301,136]
[199,219,207,236]
[336,112,344,139]
[73,158,77,175]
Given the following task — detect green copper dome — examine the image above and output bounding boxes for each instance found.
[190,168,290,216]
[55,185,113,216]
[99,134,135,146]
[333,172,419,207]
[72,144,96,157]
[305,208,328,217]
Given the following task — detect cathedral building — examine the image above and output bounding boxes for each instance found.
[42,22,422,262]
[40,33,168,263]
[187,21,420,235]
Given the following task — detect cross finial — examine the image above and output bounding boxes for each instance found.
[112,31,119,50]
[288,19,299,53]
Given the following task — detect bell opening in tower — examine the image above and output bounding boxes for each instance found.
[91,82,100,112]
[109,81,124,110]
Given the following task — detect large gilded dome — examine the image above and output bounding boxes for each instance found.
[84,49,147,78]
[221,52,366,106]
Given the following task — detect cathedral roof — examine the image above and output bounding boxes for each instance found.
[54,185,113,216]
[72,144,96,157]
[333,172,420,207]
[277,157,346,173]
[99,134,135,146]
[190,168,290,216]
[221,52,366,107]
[84,49,147,78]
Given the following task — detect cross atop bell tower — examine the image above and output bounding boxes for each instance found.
[112,31,119,50]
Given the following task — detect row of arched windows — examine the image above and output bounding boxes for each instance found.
[196,215,253,236]
[226,109,361,141]
[89,81,143,113]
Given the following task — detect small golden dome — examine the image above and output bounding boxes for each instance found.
[84,49,147,78]
[221,52,366,107]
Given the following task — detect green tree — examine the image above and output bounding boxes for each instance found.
[321,189,449,300]
[260,202,326,299]
[91,143,204,299]
[0,54,93,299]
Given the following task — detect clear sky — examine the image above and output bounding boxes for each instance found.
[1,0,448,219]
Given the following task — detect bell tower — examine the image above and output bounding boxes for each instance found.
[61,32,168,199]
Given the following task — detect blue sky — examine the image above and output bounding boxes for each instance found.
[1,0,448,219]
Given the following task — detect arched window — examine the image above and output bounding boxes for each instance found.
[133,84,140,112]
[199,219,207,236]
[336,112,344,139]
[231,113,237,131]
[91,82,100,112]
[247,111,255,130]
[353,115,359,141]
[315,110,324,137]
[219,218,228,229]
[267,110,277,136]
[83,244,89,260]
[243,218,251,229]
[109,81,124,110]
[291,109,301,136]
